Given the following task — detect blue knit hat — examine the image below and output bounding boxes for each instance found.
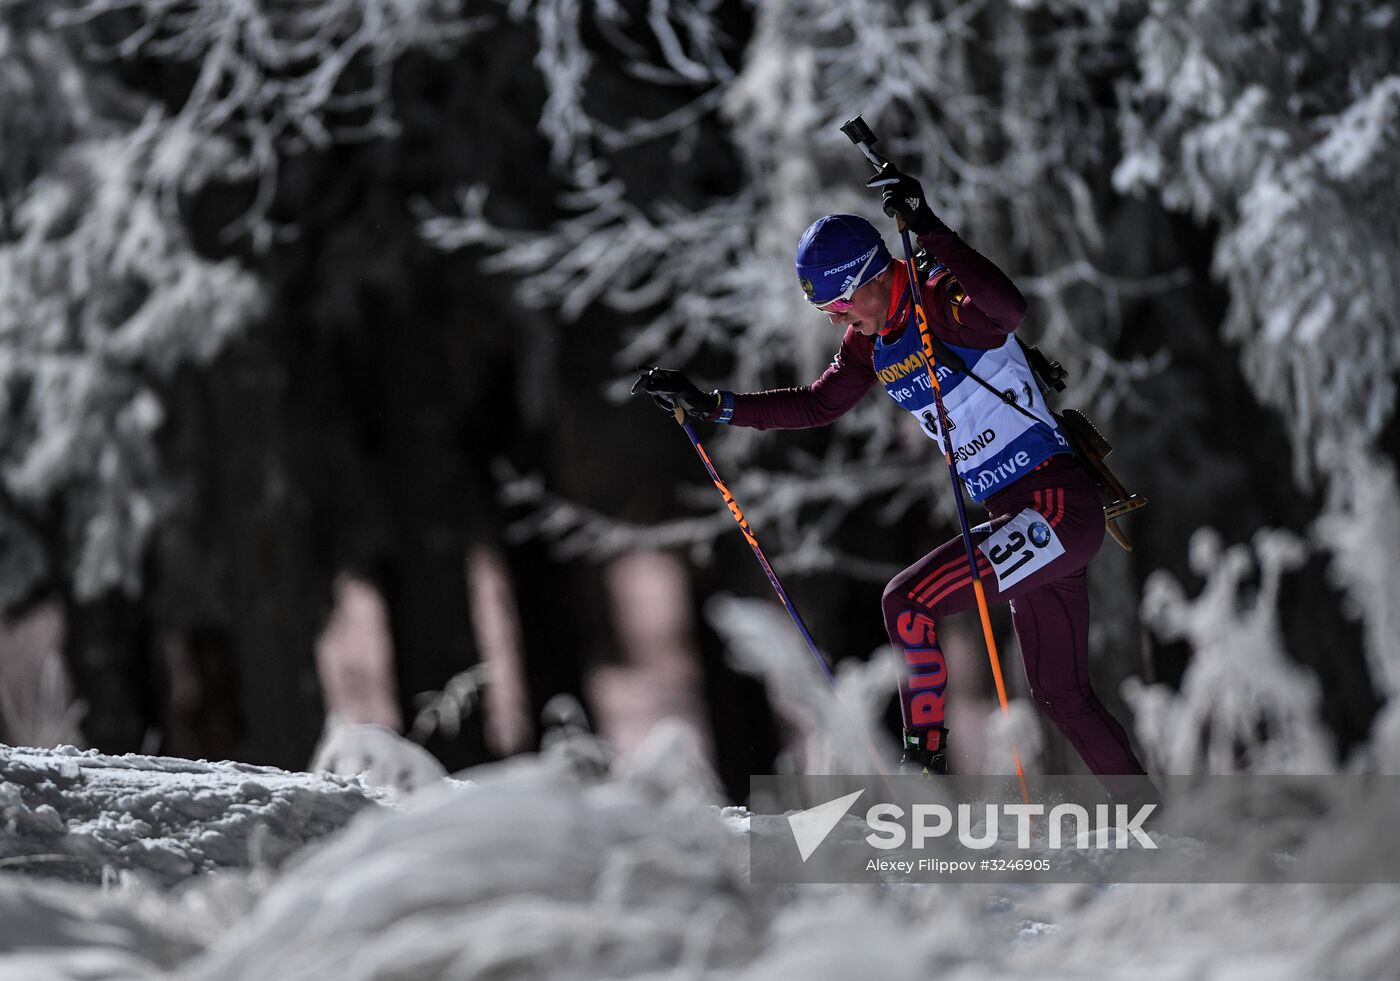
[795,214,892,305]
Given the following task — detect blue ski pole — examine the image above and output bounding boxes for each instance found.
[659,402,896,781]
[671,406,836,687]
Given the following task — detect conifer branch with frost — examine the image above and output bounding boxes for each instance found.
[510,0,736,175]
[0,115,264,604]
[1311,443,1400,707]
[1115,2,1400,482]
[51,0,488,245]
[707,594,896,774]
[1128,527,1334,774]
[495,455,933,578]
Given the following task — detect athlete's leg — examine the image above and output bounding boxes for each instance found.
[1012,570,1147,776]
[1007,477,1148,776]
[883,535,986,762]
[882,465,1138,774]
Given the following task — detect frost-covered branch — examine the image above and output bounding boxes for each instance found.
[1116,3,1400,483]
[52,0,489,244]
[0,116,265,604]
[707,594,897,773]
[1127,527,1334,774]
[496,454,939,578]
[511,0,736,173]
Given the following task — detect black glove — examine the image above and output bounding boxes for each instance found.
[866,165,941,236]
[631,366,720,421]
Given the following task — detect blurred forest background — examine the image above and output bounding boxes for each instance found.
[1,0,1397,799]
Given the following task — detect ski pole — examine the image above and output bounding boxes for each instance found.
[669,406,835,687]
[841,116,1030,799]
[658,403,901,783]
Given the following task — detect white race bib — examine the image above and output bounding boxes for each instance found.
[978,507,1065,591]
[872,331,1071,501]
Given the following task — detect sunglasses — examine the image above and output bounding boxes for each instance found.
[813,250,885,313]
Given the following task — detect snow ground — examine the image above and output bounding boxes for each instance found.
[3,732,1399,980]
[0,744,383,888]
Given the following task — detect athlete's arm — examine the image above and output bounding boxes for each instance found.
[918,225,1028,342]
[719,328,877,430]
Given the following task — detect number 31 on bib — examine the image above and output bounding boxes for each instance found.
[977,507,1066,591]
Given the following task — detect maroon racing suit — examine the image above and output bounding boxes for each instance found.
[710,225,1147,776]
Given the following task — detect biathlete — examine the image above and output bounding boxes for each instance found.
[637,167,1148,779]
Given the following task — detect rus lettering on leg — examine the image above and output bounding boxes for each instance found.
[898,612,948,728]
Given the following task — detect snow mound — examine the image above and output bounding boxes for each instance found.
[3,735,1400,980]
[185,754,764,980]
[0,743,384,887]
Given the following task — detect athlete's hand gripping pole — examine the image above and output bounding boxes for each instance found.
[842,116,1030,799]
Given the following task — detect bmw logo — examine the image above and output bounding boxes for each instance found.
[1029,522,1051,547]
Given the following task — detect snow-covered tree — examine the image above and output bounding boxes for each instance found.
[0,13,263,607]
[1115,0,1400,771]
[0,0,484,760]
[1116,0,1400,479]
